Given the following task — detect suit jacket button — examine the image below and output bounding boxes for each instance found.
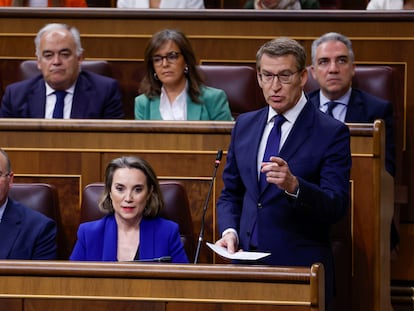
[257,203,262,209]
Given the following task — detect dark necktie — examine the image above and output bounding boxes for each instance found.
[326,101,339,117]
[251,115,286,248]
[53,90,67,119]
[259,114,286,191]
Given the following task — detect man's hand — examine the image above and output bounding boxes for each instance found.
[215,231,239,254]
[261,156,299,194]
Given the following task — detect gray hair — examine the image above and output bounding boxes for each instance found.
[256,37,306,72]
[311,32,354,65]
[35,23,84,58]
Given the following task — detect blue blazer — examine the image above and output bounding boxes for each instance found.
[70,214,189,263]
[0,198,57,259]
[134,86,233,120]
[0,71,124,119]
[307,88,395,176]
[217,101,351,302]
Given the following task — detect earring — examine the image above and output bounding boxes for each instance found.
[184,66,189,75]
[153,72,159,80]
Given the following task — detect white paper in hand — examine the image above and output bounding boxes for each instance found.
[206,242,271,261]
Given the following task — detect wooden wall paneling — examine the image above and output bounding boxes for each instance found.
[25,299,164,311]
[0,299,21,311]
[0,119,392,311]
[0,261,325,311]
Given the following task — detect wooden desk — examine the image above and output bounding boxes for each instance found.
[0,260,325,311]
[0,119,392,311]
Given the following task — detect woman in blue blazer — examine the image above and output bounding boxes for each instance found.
[135,29,233,121]
[70,156,189,263]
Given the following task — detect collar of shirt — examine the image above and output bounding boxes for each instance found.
[258,92,307,177]
[45,82,76,119]
[159,81,188,120]
[319,88,351,122]
[45,82,76,97]
[0,198,8,223]
[266,91,307,124]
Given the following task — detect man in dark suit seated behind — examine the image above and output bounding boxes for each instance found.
[0,148,57,259]
[0,23,124,119]
[307,31,399,250]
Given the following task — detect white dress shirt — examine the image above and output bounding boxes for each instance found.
[366,0,403,9]
[159,84,187,120]
[117,0,205,9]
[256,92,307,179]
[45,83,76,119]
[0,198,7,223]
[318,88,351,122]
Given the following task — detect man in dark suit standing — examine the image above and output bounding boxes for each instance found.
[307,32,398,249]
[0,23,124,119]
[0,148,57,259]
[215,37,351,309]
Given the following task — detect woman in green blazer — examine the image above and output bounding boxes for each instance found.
[134,29,233,121]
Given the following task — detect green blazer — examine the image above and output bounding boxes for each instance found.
[134,86,233,121]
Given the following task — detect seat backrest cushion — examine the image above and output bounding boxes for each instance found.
[9,183,58,221]
[198,65,266,118]
[305,65,395,102]
[19,60,113,80]
[8,183,66,258]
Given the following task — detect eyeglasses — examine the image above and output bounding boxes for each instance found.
[0,172,10,178]
[259,71,299,84]
[152,52,181,66]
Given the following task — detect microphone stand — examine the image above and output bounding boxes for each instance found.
[193,150,223,264]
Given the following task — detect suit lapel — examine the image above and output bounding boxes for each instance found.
[279,102,314,162]
[71,73,93,118]
[139,219,154,259]
[344,90,365,123]
[250,111,269,195]
[0,201,22,259]
[28,80,47,118]
[149,99,163,120]
[101,215,118,261]
[186,99,202,120]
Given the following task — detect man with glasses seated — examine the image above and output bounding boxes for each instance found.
[134,29,233,121]
[0,148,57,259]
[214,37,351,311]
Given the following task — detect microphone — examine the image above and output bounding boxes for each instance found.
[133,256,172,263]
[193,150,223,264]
